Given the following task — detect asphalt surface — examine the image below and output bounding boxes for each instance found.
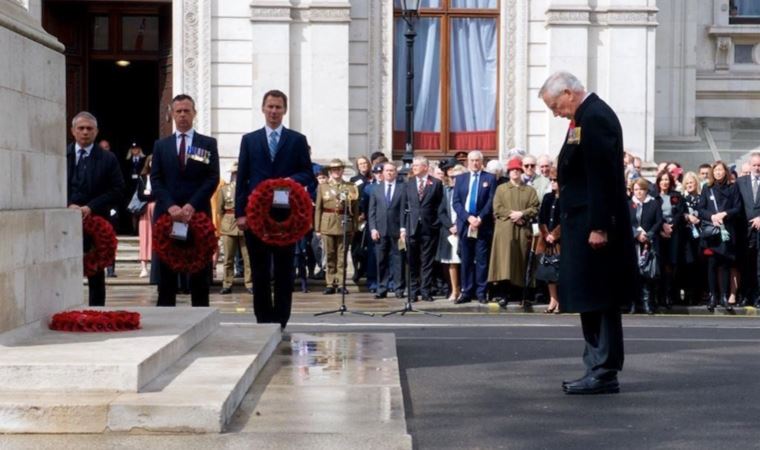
[271,313,760,450]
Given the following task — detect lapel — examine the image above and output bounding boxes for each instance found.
[66,144,75,181]
[164,134,181,175]
[271,127,290,168]
[391,181,402,206]
[87,145,100,190]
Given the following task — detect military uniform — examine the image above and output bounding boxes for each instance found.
[315,160,359,292]
[217,173,252,291]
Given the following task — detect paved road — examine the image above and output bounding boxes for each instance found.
[276,313,760,450]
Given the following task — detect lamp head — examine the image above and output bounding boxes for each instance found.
[402,0,421,14]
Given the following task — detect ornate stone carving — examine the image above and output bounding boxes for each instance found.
[182,0,211,133]
[299,6,352,23]
[715,35,732,70]
[250,6,291,22]
[592,9,658,27]
[546,9,591,26]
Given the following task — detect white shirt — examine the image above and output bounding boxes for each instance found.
[176,129,195,157]
[75,143,94,164]
[384,181,396,201]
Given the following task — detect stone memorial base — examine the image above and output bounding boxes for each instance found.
[0,307,280,433]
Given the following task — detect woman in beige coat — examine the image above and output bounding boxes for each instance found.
[488,157,539,303]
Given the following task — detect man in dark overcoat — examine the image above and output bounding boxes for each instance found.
[401,156,443,301]
[539,71,637,395]
[735,152,760,307]
[235,90,314,330]
[66,111,125,306]
[151,94,220,307]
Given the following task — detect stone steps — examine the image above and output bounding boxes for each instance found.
[0,309,280,434]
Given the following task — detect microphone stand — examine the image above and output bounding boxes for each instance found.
[383,202,441,318]
[315,189,374,318]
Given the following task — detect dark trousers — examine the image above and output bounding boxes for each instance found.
[408,232,438,297]
[707,255,731,298]
[580,309,625,379]
[375,235,404,295]
[88,270,106,306]
[157,262,211,307]
[246,231,295,328]
[459,235,491,299]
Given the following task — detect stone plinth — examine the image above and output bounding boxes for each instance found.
[0,307,219,392]
[0,0,81,334]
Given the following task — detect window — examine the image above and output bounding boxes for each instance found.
[730,0,760,24]
[393,0,499,157]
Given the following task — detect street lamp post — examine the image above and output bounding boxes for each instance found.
[400,0,420,176]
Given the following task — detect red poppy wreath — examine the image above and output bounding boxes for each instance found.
[82,215,117,278]
[49,310,141,332]
[246,178,314,246]
[153,212,217,273]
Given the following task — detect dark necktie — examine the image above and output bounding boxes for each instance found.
[178,133,186,171]
[386,183,392,206]
[76,148,87,180]
[418,177,424,200]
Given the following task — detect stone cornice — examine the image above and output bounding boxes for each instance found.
[250,2,351,23]
[546,7,658,27]
[0,0,64,52]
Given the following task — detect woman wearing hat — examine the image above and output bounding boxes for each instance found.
[488,157,540,304]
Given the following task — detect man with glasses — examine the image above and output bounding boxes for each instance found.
[522,155,551,204]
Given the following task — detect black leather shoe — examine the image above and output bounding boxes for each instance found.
[421,295,434,302]
[454,295,471,304]
[498,298,509,309]
[754,297,760,308]
[339,287,350,295]
[374,292,387,299]
[219,287,232,295]
[323,287,336,295]
[246,288,254,294]
[561,374,590,388]
[563,376,620,395]
[478,298,488,304]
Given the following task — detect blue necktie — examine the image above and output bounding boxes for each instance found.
[268,131,279,161]
[386,183,392,206]
[468,173,479,214]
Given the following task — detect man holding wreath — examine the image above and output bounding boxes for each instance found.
[235,90,315,330]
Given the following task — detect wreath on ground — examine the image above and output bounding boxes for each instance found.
[49,310,141,332]
[246,178,314,246]
[153,212,217,273]
[82,215,117,277]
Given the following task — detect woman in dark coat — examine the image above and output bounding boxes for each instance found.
[629,178,663,314]
[698,161,741,312]
[653,170,686,308]
[536,167,561,313]
[680,171,706,305]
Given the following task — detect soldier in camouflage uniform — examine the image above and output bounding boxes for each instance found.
[217,162,252,294]
[315,158,359,294]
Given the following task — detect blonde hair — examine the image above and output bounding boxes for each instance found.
[681,171,701,195]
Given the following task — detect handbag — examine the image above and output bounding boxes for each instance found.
[638,245,659,280]
[535,245,559,283]
[127,188,147,215]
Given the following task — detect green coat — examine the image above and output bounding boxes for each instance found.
[487,182,539,285]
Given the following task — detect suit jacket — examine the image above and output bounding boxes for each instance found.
[556,93,638,313]
[66,143,125,217]
[629,199,663,244]
[234,127,314,218]
[150,131,220,218]
[736,174,760,220]
[402,176,443,237]
[368,181,405,238]
[451,171,497,239]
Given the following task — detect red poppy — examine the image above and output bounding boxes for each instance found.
[82,216,117,277]
[670,196,680,206]
[246,178,314,246]
[49,310,141,332]
[153,212,217,273]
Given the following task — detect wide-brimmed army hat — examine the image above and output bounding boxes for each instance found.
[327,158,346,169]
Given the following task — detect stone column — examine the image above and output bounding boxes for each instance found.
[174,0,212,133]
[0,0,82,334]
[545,0,592,153]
